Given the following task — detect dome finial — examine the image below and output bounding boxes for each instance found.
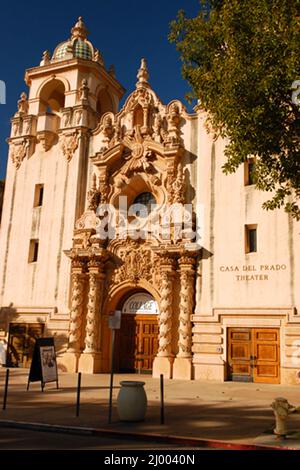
[136,58,149,88]
[71,16,89,40]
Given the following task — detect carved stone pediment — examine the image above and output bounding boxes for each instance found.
[91,60,186,168]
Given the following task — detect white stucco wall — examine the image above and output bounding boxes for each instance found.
[193,114,300,316]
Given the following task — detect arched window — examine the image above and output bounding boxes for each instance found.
[96,89,114,116]
[39,79,65,115]
[133,192,156,218]
[37,79,66,135]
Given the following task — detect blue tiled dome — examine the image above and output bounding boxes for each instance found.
[73,39,93,60]
[53,39,93,61]
[54,42,71,60]
[52,18,94,62]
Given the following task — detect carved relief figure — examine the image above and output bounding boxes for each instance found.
[79,79,89,102]
[102,115,114,143]
[167,102,181,143]
[87,173,100,211]
[17,92,29,115]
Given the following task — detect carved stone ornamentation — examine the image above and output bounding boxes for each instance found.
[98,174,110,204]
[121,127,154,177]
[111,241,154,285]
[75,110,83,126]
[16,92,29,115]
[12,120,21,137]
[84,266,105,353]
[87,173,100,211]
[37,132,56,151]
[129,86,152,110]
[84,252,108,353]
[164,162,186,206]
[79,78,89,103]
[23,116,33,136]
[111,120,122,145]
[10,141,28,169]
[126,85,153,137]
[173,163,186,204]
[99,114,115,150]
[177,255,196,357]
[70,256,85,269]
[68,268,86,353]
[65,58,190,377]
[94,49,105,66]
[75,230,93,249]
[152,112,168,143]
[87,190,100,212]
[165,167,175,205]
[84,272,99,352]
[60,131,79,161]
[157,268,175,357]
[75,210,98,230]
[103,115,114,140]
[62,110,72,128]
[166,102,181,144]
[40,50,50,66]
[136,58,149,87]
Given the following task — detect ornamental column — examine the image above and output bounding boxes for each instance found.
[173,254,196,380]
[79,256,106,373]
[65,258,86,372]
[153,253,176,379]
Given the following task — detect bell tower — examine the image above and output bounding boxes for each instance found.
[0,18,124,328]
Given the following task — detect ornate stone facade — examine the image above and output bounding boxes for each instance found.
[59,55,199,377]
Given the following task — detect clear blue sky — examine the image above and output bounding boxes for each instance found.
[0,0,200,179]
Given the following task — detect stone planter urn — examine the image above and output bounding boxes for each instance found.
[117,381,147,422]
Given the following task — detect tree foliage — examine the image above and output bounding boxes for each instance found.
[169,0,300,219]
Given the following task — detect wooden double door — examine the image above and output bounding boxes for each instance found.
[227,328,280,383]
[119,314,158,373]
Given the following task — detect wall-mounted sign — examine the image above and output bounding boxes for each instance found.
[219,263,287,281]
[122,293,158,315]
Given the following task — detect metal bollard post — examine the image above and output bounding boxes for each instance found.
[160,374,164,425]
[76,372,81,417]
[3,369,9,411]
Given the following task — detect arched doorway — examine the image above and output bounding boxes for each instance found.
[118,292,159,373]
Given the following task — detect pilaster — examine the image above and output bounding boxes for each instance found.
[79,256,106,373]
[64,258,86,372]
[173,253,196,379]
[153,252,176,378]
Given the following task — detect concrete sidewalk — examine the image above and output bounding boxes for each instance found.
[1,369,300,449]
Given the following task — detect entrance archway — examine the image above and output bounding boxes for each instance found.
[119,292,159,373]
